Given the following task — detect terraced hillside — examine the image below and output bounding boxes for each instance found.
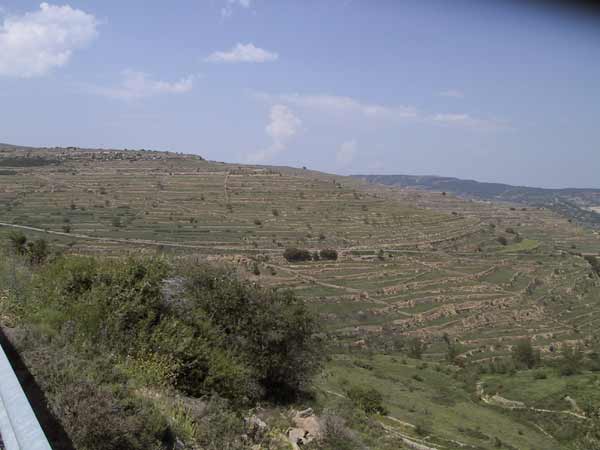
[2,147,600,355]
[2,147,600,449]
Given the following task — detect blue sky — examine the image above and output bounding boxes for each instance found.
[0,1,598,187]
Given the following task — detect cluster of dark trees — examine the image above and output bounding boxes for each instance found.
[283,247,338,262]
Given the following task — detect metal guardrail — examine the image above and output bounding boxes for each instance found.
[0,341,52,450]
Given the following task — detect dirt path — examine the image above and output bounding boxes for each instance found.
[320,387,471,450]
[264,263,362,294]
[0,222,238,251]
[476,382,588,420]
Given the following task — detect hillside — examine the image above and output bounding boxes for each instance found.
[353,174,600,229]
[2,146,600,449]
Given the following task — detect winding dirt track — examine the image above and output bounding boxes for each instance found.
[476,382,588,420]
[0,222,230,251]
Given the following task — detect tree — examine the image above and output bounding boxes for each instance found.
[283,247,312,262]
[560,344,584,376]
[585,255,600,277]
[443,333,461,364]
[407,337,426,359]
[27,239,49,265]
[319,249,338,261]
[185,265,324,400]
[8,231,28,255]
[346,385,387,415]
[511,338,539,369]
[112,216,122,228]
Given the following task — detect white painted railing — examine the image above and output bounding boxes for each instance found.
[0,342,52,450]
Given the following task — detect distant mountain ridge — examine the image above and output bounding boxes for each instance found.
[353,174,600,229]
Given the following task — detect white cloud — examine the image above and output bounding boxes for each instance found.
[247,104,301,163]
[0,2,98,77]
[440,89,464,98]
[221,0,252,18]
[206,43,278,63]
[258,93,417,121]
[89,70,194,100]
[254,92,509,132]
[336,140,357,166]
[432,113,508,131]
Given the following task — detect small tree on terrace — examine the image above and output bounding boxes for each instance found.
[511,338,540,369]
[560,343,584,376]
[27,239,49,266]
[8,231,28,256]
[320,249,338,261]
[283,247,312,262]
[407,337,426,359]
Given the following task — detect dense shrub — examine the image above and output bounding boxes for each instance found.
[309,414,359,450]
[319,249,338,261]
[27,239,49,265]
[55,380,171,450]
[511,338,540,369]
[407,337,426,359]
[9,329,172,450]
[283,247,312,262]
[346,385,387,415]
[559,344,584,376]
[585,255,600,277]
[183,265,323,400]
[7,232,49,265]
[12,255,323,405]
[8,231,28,255]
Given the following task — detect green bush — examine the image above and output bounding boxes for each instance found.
[183,265,324,400]
[13,255,323,404]
[8,231,28,255]
[559,344,584,376]
[511,338,540,369]
[6,232,49,265]
[319,249,338,261]
[1,247,326,448]
[407,337,426,359]
[346,385,387,415]
[283,247,312,262]
[585,255,600,277]
[10,329,171,450]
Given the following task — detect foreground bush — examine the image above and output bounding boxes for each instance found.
[16,257,324,403]
[183,265,324,400]
[1,252,325,449]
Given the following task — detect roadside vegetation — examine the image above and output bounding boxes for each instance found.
[0,238,324,450]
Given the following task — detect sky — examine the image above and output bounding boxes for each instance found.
[0,0,599,188]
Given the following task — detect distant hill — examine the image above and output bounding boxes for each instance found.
[353,174,600,229]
